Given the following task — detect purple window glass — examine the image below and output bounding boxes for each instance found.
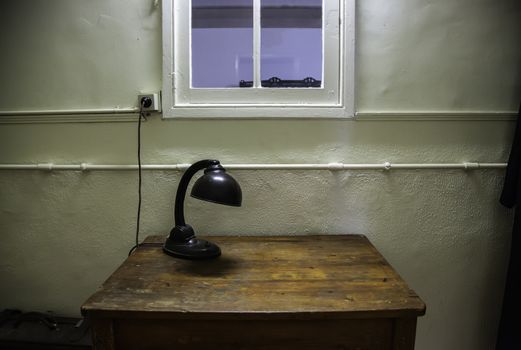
[191,0,253,88]
[261,0,322,88]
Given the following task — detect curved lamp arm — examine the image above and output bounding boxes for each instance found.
[174,159,218,227]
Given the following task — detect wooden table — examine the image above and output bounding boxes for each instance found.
[82,235,425,350]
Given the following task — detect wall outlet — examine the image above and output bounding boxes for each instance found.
[138,93,161,112]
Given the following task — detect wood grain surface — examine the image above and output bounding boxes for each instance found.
[82,235,425,320]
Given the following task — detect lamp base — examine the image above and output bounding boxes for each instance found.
[163,226,221,259]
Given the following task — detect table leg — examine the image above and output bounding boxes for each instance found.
[392,318,417,350]
[91,319,115,350]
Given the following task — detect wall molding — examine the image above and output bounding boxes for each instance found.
[0,108,140,124]
[0,109,517,123]
[355,111,518,121]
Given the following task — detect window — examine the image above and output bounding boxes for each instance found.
[162,0,355,118]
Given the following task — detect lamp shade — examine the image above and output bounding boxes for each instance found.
[191,166,242,207]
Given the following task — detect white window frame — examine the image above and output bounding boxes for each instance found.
[162,0,355,119]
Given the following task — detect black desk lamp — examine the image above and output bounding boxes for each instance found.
[163,160,242,259]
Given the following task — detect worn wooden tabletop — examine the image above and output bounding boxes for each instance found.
[81,235,425,320]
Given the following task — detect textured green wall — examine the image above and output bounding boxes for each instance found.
[1,1,520,349]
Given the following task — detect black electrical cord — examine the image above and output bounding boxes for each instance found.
[128,102,147,256]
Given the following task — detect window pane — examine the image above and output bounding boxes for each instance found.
[261,0,322,88]
[191,0,253,88]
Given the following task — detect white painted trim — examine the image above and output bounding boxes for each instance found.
[162,0,174,119]
[343,0,356,118]
[162,106,347,118]
[162,0,353,118]
[355,111,518,121]
[0,109,515,123]
[0,108,139,116]
[0,162,507,171]
[0,108,140,124]
[253,0,261,88]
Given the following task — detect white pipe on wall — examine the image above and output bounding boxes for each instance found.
[0,162,507,171]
